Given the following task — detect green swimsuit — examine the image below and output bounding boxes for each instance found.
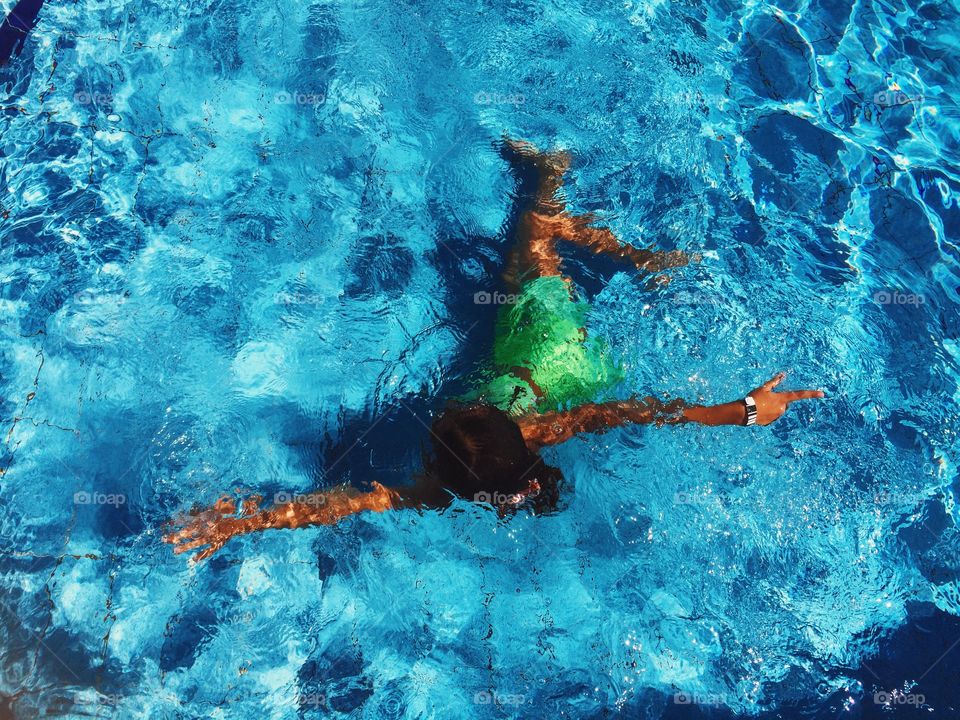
[472,275,624,415]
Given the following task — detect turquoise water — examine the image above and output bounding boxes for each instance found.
[0,0,958,717]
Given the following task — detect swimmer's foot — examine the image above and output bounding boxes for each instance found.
[499,135,570,176]
[641,249,702,289]
[559,212,698,275]
[499,136,572,216]
[632,247,694,273]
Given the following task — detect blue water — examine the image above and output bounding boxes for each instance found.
[0,0,958,717]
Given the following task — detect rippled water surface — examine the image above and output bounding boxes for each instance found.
[0,0,958,717]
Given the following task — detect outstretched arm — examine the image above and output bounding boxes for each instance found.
[517,372,825,450]
[164,481,437,562]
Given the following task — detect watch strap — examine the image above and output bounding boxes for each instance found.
[744,395,757,426]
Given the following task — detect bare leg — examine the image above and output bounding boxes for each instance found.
[500,138,572,290]
[499,138,692,290]
[555,213,692,273]
[500,137,571,215]
[502,210,571,289]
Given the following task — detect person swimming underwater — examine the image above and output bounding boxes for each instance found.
[165,138,825,561]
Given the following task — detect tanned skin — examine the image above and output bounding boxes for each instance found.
[165,139,824,561]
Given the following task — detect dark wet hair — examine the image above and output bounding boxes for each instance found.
[428,404,561,509]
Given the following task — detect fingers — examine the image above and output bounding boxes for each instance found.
[193,545,220,562]
[644,275,672,290]
[636,249,688,272]
[212,496,237,515]
[663,250,690,269]
[164,494,251,562]
[193,542,223,563]
[570,212,598,229]
[782,389,825,402]
[164,520,207,550]
[163,521,202,545]
[241,495,262,516]
[162,529,187,545]
[172,536,209,554]
[761,372,786,391]
[163,494,243,543]
[163,515,214,553]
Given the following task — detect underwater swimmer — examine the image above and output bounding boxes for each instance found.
[165,138,825,561]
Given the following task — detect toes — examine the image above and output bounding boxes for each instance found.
[173,537,209,554]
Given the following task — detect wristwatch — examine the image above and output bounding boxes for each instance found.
[743,395,757,426]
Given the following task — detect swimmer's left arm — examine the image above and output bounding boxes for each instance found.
[516,397,687,449]
[517,373,825,449]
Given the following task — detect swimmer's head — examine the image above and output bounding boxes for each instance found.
[428,404,557,506]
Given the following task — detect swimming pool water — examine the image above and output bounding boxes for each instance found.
[0,0,958,717]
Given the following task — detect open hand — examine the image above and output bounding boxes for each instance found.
[750,372,825,425]
[163,494,262,562]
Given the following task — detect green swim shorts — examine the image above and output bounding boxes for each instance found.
[472,275,624,415]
